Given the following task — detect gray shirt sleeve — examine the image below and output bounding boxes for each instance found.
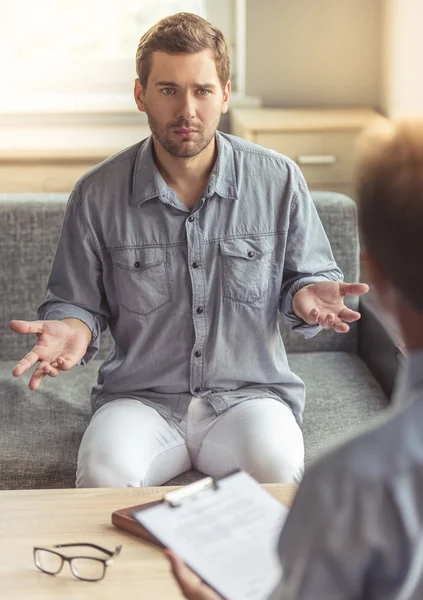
[37,188,110,363]
[269,467,404,600]
[280,167,344,338]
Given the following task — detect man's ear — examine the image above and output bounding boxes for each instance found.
[366,254,397,312]
[134,78,146,114]
[221,80,231,115]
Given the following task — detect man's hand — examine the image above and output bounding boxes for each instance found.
[292,281,369,333]
[165,550,222,600]
[9,319,91,390]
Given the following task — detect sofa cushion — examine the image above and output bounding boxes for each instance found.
[0,352,387,490]
[290,352,388,463]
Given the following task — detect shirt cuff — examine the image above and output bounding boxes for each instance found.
[37,303,101,364]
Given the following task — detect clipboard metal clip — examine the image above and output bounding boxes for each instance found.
[164,477,218,508]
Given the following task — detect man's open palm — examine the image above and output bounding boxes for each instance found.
[292,281,369,333]
[9,320,88,390]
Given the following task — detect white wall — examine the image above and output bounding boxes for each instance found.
[382,0,423,117]
[245,0,382,108]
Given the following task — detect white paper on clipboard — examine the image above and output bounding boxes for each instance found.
[133,470,288,600]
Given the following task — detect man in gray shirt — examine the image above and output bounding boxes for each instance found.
[9,13,367,488]
[166,120,423,599]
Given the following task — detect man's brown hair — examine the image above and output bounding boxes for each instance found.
[135,12,230,90]
[356,119,423,309]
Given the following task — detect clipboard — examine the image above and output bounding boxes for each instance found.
[112,473,233,545]
[131,470,287,600]
[112,499,164,546]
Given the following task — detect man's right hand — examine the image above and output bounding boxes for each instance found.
[9,319,91,390]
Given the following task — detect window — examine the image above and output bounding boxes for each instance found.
[0,0,247,116]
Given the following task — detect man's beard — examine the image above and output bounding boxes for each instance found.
[145,112,221,158]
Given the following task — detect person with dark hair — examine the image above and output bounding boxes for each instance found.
[9,13,367,489]
[167,119,423,599]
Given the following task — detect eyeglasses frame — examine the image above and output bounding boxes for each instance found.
[33,542,122,582]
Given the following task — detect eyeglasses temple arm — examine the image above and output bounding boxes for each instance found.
[53,542,118,557]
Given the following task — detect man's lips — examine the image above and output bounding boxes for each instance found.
[174,128,198,135]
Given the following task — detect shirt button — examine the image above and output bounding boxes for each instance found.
[248,251,254,258]
[194,387,201,393]
[188,216,194,222]
[134,261,140,268]
[194,350,202,358]
[192,261,200,268]
[196,307,204,314]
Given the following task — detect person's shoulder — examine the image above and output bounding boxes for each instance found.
[307,398,423,492]
[219,131,301,175]
[72,139,146,199]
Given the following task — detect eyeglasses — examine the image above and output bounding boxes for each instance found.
[33,542,122,582]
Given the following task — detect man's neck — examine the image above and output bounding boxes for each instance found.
[152,135,217,191]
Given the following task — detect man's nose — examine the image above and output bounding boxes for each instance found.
[177,93,196,121]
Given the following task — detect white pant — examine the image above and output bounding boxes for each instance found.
[76,396,304,488]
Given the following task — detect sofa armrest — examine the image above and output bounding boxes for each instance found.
[358,288,406,399]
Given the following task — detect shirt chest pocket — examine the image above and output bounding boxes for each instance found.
[111,247,171,316]
[220,238,274,304]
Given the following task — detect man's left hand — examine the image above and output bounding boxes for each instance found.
[165,550,222,600]
[292,281,369,333]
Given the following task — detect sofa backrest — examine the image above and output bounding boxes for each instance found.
[0,191,359,362]
[280,191,359,353]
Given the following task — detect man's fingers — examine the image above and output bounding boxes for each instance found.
[28,369,47,391]
[12,350,41,377]
[29,361,60,389]
[9,320,44,335]
[40,362,60,377]
[166,550,200,597]
[165,550,221,600]
[338,307,361,323]
[317,313,336,329]
[55,356,75,371]
[333,320,350,333]
[340,283,369,297]
[316,313,350,333]
[306,308,319,325]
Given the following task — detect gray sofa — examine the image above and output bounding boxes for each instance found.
[0,191,402,490]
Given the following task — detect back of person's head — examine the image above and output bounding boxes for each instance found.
[356,119,423,310]
[135,12,230,90]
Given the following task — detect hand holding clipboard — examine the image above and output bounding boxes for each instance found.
[132,471,288,600]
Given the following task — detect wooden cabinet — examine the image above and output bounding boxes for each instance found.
[0,149,114,193]
[230,107,384,199]
[231,107,385,282]
[0,123,150,193]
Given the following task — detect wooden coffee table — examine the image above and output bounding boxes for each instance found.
[0,485,296,599]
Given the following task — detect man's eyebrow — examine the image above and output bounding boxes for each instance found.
[154,81,179,87]
[154,81,217,89]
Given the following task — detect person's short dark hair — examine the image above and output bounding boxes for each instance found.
[356,119,423,310]
[135,12,230,91]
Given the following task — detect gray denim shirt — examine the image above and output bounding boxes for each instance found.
[271,349,423,600]
[38,131,342,422]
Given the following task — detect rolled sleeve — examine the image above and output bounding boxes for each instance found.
[280,167,343,338]
[37,299,102,364]
[37,187,110,365]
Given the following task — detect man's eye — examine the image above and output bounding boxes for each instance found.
[197,89,210,96]
[161,88,175,95]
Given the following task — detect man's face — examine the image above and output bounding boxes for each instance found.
[134,49,230,158]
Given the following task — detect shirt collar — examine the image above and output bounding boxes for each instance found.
[204,131,238,200]
[133,131,238,207]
